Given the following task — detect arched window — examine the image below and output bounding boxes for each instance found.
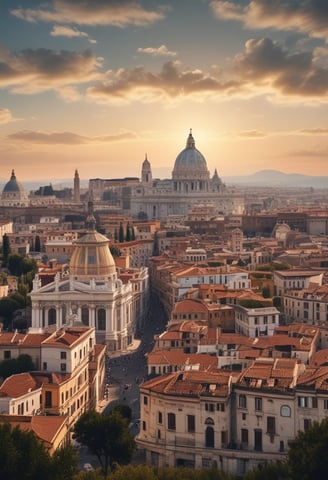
[97,308,106,330]
[81,307,89,326]
[205,426,215,448]
[48,308,56,325]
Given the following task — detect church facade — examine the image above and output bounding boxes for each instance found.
[30,203,137,352]
[89,131,244,220]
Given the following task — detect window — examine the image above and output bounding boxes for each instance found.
[298,396,308,408]
[167,413,176,430]
[239,394,247,408]
[60,363,66,372]
[143,396,148,406]
[242,413,247,421]
[45,391,52,408]
[158,411,162,424]
[241,428,248,444]
[217,402,225,412]
[312,397,318,408]
[48,308,56,325]
[43,362,47,370]
[255,397,262,411]
[304,418,311,431]
[205,403,215,412]
[60,351,67,359]
[267,416,276,434]
[280,405,291,417]
[4,350,11,359]
[97,308,106,330]
[187,415,195,433]
[81,307,89,326]
[254,429,262,451]
[324,399,328,410]
[142,421,146,431]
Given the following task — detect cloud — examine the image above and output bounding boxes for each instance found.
[0,108,15,124]
[234,37,328,98]
[137,45,177,56]
[87,60,240,103]
[210,0,328,41]
[50,25,96,44]
[301,128,328,134]
[10,0,166,27]
[290,146,328,157]
[236,129,267,137]
[0,47,102,94]
[6,129,136,145]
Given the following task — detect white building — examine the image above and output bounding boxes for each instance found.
[234,305,280,337]
[89,131,244,220]
[30,202,136,352]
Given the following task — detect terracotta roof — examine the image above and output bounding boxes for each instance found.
[172,299,208,314]
[0,373,42,398]
[0,414,68,449]
[147,349,217,370]
[142,370,232,398]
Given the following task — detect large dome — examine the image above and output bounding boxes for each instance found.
[172,131,210,180]
[69,201,116,279]
[3,170,25,194]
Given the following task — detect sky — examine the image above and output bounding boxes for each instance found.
[1,0,328,184]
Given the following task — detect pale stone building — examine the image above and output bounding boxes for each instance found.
[89,131,244,220]
[30,202,136,352]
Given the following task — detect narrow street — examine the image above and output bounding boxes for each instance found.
[79,293,168,470]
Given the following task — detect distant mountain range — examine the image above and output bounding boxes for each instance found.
[0,170,327,191]
[222,169,328,188]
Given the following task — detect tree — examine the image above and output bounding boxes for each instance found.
[288,417,328,480]
[0,422,52,480]
[244,461,290,480]
[111,404,132,423]
[34,235,41,252]
[51,443,80,480]
[118,223,125,243]
[73,410,135,476]
[126,223,131,242]
[2,233,11,267]
[0,353,36,380]
[110,246,121,258]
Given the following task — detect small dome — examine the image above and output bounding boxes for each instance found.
[69,198,116,279]
[172,131,209,180]
[69,231,116,279]
[2,170,25,194]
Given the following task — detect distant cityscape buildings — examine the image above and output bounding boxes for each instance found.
[3,131,328,473]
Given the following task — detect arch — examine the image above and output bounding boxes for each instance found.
[205,426,215,448]
[48,307,56,325]
[205,417,215,425]
[97,308,106,330]
[81,307,89,326]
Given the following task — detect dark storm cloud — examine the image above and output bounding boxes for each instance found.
[211,0,328,41]
[7,130,136,145]
[10,0,166,27]
[235,37,328,96]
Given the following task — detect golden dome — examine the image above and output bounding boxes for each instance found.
[69,231,116,279]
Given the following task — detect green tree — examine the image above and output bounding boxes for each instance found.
[111,404,132,423]
[0,353,36,380]
[244,461,290,480]
[110,246,121,258]
[288,417,328,480]
[118,223,125,243]
[2,233,11,267]
[73,410,135,476]
[0,422,52,480]
[0,296,21,330]
[51,443,80,480]
[126,223,131,242]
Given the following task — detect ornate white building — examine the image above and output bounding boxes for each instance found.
[89,131,244,220]
[30,202,135,352]
[1,170,29,207]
